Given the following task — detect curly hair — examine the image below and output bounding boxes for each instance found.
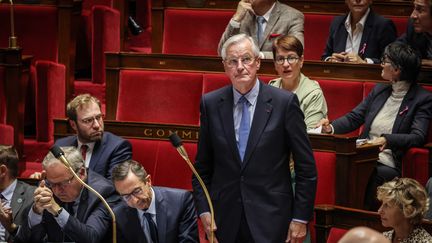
[377,177,429,225]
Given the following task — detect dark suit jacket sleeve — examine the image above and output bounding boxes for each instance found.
[107,138,132,177]
[192,97,214,215]
[382,89,432,149]
[178,191,199,243]
[286,95,317,221]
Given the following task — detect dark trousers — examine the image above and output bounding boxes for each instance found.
[235,208,254,243]
[364,162,400,210]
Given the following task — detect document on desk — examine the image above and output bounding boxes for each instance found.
[307,126,322,134]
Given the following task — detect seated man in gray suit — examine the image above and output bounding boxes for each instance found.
[112,160,198,243]
[15,146,120,243]
[0,145,35,242]
[218,0,304,59]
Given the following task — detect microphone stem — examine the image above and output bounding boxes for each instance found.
[177,147,215,243]
[64,165,117,243]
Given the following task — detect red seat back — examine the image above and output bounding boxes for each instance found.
[162,9,233,55]
[129,138,160,177]
[314,151,336,205]
[116,70,203,125]
[318,79,364,136]
[203,73,231,94]
[0,67,5,124]
[304,13,335,60]
[0,5,58,62]
[388,16,408,37]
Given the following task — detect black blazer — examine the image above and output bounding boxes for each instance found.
[193,82,317,242]
[322,10,397,63]
[332,83,432,169]
[114,186,198,243]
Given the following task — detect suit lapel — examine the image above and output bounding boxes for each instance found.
[260,2,281,48]
[127,207,148,243]
[393,84,416,133]
[242,83,273,170]
[358,11,373,58]
[154,187,167,243]
[89,139,103,171]
[76,187,89,220]
[335,15,349,53]
[217,88,242,163]
[10,181,25,220]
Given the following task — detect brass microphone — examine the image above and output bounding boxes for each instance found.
[168,132,215,243]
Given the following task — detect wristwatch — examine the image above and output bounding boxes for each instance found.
[54,207,63,217]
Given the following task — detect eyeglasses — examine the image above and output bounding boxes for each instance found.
[121,187,143,201]
[380,57,392,65]
[275,56,300,65]
[224,56,256,68]
[79,114,104,126]
[45,175,75,189]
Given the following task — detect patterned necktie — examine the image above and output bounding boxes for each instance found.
[143,212,158,243]
[256,16,266,44]
[238,96,250,161]
[80,144,88,161]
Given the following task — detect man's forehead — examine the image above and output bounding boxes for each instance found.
[414,0,429,7]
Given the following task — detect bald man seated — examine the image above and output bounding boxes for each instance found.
[338,227,390,243]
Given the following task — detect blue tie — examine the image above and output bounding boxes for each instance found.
[238,96,250,161]
[257,16,266,44]
[143,212,158,243]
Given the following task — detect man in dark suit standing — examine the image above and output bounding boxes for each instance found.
[32,94,132,179]
[15,146,120,243]
[0,145,35,242]
[322,0,396,64]
[194,33,317,243]
[112,160,198,243]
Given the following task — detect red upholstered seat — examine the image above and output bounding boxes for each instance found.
[203,73,231,94]
[0,124,14,145]
[75,5,120,105]
[153,141,197,190]
[304,13,336,60]
[314,151,336,205]
[163,9,233,55]
[388,16,408,36]
[326,227,348,243]
[129,138,160,177]
[317,79,364,136]
[116,70,203,125]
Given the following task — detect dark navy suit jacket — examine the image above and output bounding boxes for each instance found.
[322,10,397,63]
[114,186,198,243]
[332,83,432,170]
[193,82,317,242]
[55,131,132,179]
[15,170,121,243]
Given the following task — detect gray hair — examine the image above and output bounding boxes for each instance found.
[42,146,84,172]
[112,160,149,183]
[220,34,260,60]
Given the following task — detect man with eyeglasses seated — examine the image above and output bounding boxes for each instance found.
[269,35,328,130]
[15,146,120,243]
[112,160,198,243]
[194,33,316,243]
[31,94,132,180]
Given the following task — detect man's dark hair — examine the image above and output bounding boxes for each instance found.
[383,42,421,83]
[0,145,19,178]
[112,160,148,183]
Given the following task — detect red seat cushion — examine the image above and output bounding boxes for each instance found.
[163,9,233,55]
[202,73,231,94]
[388,16,408,37]
[304,13,335,60]
[117,70,203,125]
[314,151,336,205]
[0,124,14,145]
[129,138,160,177]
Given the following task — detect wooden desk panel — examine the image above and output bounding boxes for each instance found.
[55,118,379,209]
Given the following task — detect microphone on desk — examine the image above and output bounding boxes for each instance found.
[50,145,117,243]
[168,132,215,243]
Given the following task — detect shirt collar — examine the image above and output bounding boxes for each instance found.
[77,140,96,152]
[233,79,260,106]
[259,2,276,22]
[1,179,17,201]
[345,8,370,31]
[143,187,156,215]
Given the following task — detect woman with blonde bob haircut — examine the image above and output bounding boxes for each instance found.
[377,177,432,242]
